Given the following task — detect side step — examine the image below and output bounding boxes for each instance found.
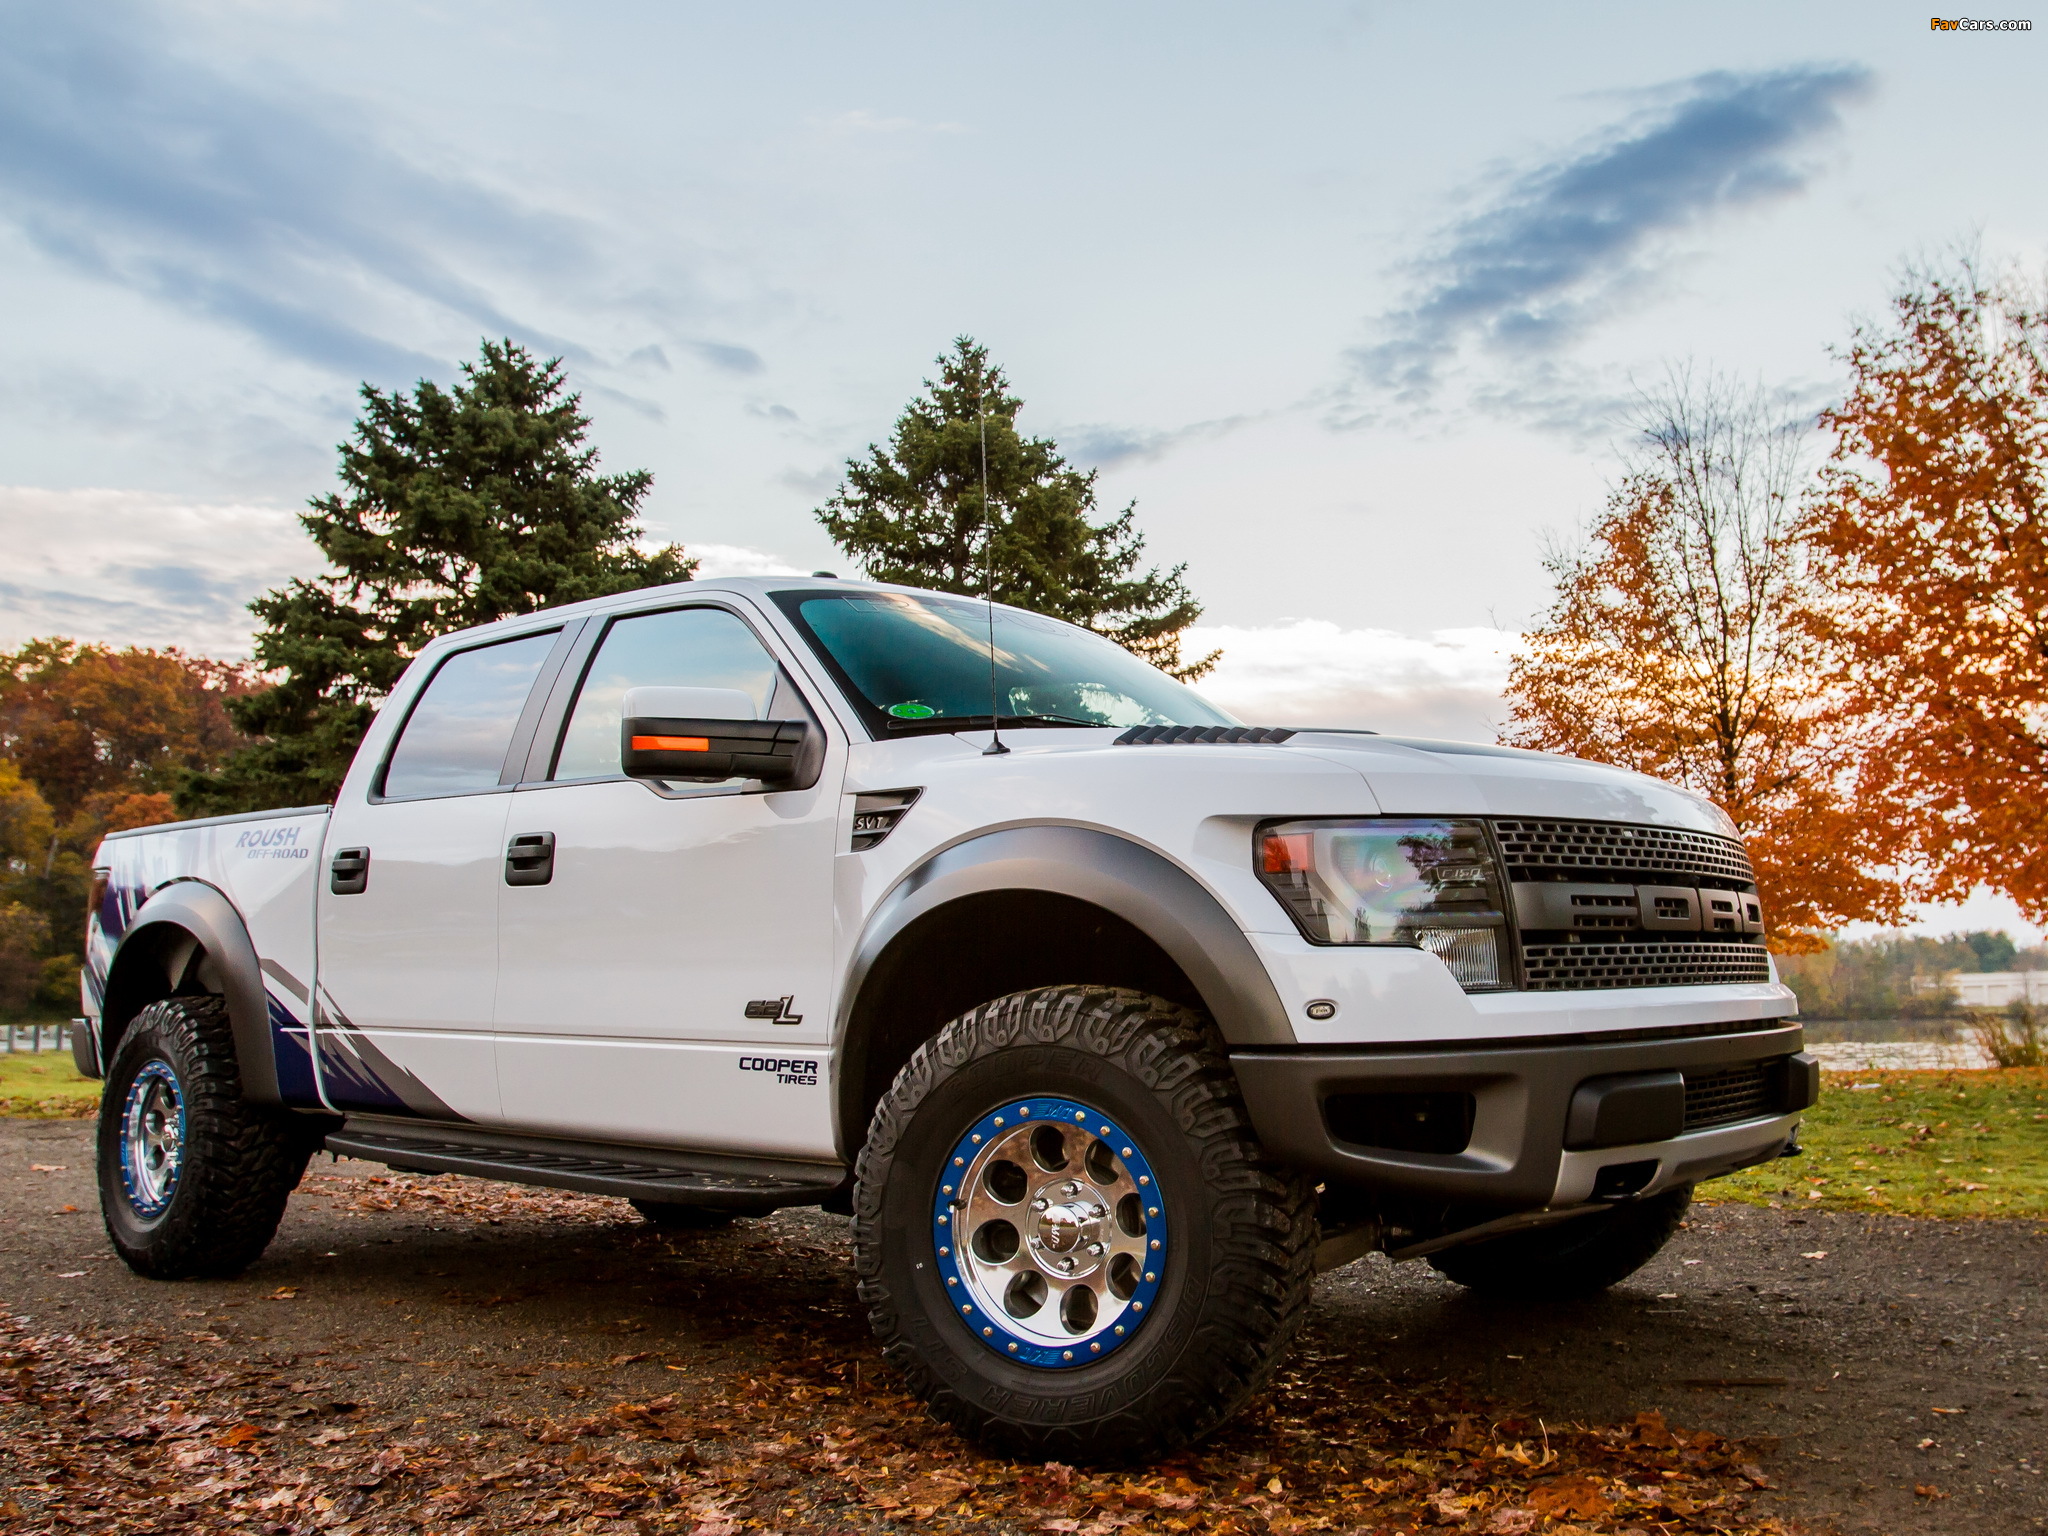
[322,1119,844,1211]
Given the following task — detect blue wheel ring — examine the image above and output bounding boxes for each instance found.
[119,1059,186,1220]
[933,1097,1167,1369]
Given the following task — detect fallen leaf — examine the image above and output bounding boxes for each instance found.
[1915,1483,1949,1499]
[268,1287,300,1300]
[215,1422,263,1448]
[1931,1406,1966,1415]
[1801,1250,1828,1259]
[1483,1511,1537,1536]
[30,1163,67,1171]
[1526,1474,1612,1520]
[55,1270,85,1278]
[1426,1487,1471,1524]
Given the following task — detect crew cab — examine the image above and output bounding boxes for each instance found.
[79,576,1815,1458]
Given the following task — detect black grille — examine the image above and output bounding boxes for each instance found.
[1492,818,1755,887]
[1521,939,1771,991]
[1682,1062,1775,1130]
[1116,725,1296,745]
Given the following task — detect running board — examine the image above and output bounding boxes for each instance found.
[322,1119,844,1211]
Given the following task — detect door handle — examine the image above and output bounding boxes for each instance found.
[330,847,370,895]
[505,831,556,887]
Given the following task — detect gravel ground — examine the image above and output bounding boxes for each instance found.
[4,1117,2043,1534]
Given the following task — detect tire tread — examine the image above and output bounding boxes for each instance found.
[99,996,311,1279]
[853,985,1316,1460]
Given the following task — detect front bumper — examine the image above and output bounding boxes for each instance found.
[1232,1020,1812,1209]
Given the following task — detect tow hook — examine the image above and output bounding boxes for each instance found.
[1778,1136,1804,1159]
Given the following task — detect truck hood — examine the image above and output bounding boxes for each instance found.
[853,728,1736,839]
[1283,731,1736,836]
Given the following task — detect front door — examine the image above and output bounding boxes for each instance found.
[313,628,562,1122]
[491,602,842,1159]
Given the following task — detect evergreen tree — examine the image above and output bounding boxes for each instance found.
[182,339,694,814]
[818,338,1216,679]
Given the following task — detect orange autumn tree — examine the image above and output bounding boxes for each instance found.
[0,640,254,1012]
[1503,373,1906,948]
[1806,257,2048,924]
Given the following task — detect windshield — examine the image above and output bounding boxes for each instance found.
[773,589,1237,736]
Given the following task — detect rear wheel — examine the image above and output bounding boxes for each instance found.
[1428,1187,1693,1300]
[98,996,314,1279]
[854,985,1316,1461]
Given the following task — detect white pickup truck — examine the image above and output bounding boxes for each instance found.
[78,576,1814,1457]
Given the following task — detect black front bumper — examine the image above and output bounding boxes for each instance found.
[1232,1021,1814,1208]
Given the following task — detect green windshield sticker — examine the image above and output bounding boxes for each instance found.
[887,702,938,719]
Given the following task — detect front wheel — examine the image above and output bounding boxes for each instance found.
[853,986,1316,1462]
[98,996,313,1279]
[1428,1186,1693,1300]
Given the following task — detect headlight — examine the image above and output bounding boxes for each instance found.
[1256,818,1510,991]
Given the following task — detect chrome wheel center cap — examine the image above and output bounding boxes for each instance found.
[1036,1199,1105,1254]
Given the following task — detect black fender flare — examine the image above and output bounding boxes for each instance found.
[841,823,1297,1053]
[101,880,281,1106]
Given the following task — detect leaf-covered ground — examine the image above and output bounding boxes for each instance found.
[1,1171,1795,1536]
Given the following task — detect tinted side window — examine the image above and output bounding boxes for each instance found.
[381,631,558,799]
[552,607,779,781]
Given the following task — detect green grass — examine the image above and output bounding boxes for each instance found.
[0,1045,99,1118]
[1704,1068,2048,1219]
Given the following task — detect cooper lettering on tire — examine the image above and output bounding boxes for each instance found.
[853,985,1315,1461]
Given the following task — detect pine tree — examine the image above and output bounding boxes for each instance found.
[818,338,1216,679]
[181,339,694,814]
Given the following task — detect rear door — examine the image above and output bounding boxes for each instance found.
[490,600,843,1159]
[312,626,569,1121]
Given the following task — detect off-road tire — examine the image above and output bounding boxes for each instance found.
[853,985,1317,1462]
[629,1199,738,1231]
[98,996,314,1279]
[1428,1186,1693,1300]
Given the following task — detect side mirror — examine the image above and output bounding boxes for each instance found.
[619,686,813,786]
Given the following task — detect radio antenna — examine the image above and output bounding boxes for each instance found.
[979,395,1009,756]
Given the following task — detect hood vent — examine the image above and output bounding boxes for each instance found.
[1115,726,1296,746]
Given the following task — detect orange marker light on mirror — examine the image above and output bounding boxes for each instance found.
[630,735,710,752]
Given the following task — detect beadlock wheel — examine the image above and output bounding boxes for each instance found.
[936,1097,1166,1368]
[98,995,314,1279]
[119,1060,187,1220]
[854,985,1317,1461]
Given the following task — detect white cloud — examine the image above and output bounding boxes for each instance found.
[0,486,315,657]
[1185,619,1518,741]
[687,542,812,579]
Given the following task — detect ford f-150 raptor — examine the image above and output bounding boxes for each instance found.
[78,576,1815,1457]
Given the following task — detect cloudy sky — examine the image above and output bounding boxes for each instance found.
[1,1,2041,934]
